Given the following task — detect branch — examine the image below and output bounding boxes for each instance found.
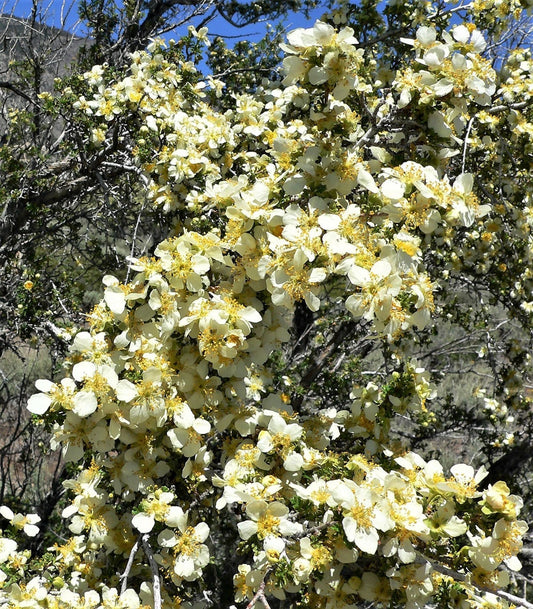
[0,166,123,256]
[480,442,533,489]
[120,536,141,595]
[114,0,214,55]
[0,81,37,105]
[356,28,405,48]
[354,102,391,150]
[216,3,282,29]
[293,320,366,404]
[488,101,528,114]
[462,116,475,174]
[420,553,533,609]
[125,200,147,282]
[141,534,162,609]
[212,66,274,79]
[245,568,272,609]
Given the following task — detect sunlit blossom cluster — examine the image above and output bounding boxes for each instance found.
[1,5,532,609]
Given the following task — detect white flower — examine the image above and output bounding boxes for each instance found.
[116,379,138,402]
[419,44,449,68]
[345,259,402,322]
[0,506,41,537]
[449,24,487,53]
[167,417,211,457]
[0,537,17,562]
[237,500,303,541]
[100,587,141,609]
[158,520,210,581]
[27,390,53,415]
[381,178,406,200]
[286,21,339,49]
[329,482,393,554]
[72,390,98,417]
[103,275,126,314]
[416,26,437,46]
[132,512,155,533]
[257,413,302,452]
[262,535,286,563]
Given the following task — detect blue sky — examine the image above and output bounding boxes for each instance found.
[3,0,82,32]
[2,0,327,44]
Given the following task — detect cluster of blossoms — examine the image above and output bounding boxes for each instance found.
[2,4,533,609]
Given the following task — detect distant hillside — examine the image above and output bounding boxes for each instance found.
[0,13,86,75]
[0,14,87,137]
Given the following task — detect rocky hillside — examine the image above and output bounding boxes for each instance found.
[0,14,86,130]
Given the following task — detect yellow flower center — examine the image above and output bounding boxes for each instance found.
[256,513,280,539]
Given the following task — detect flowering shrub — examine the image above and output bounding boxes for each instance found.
[1,2,533,608]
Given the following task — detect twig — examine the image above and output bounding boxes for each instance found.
[245,581,270,609]
[213,66,273,79]
[120,535,141,595]
[245,569,272,609]
[354,105,390,150]
[481,586,533,609]
[357,27,405,48]
[488,101,528,113]
[0,81,38,105]
[420,553,533,609]
[50,280,72,316]
[126,200,147,282]
[512,570,533,587]
[101,161,149,183]
[462,116,475,174]
[141,534,162,609]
